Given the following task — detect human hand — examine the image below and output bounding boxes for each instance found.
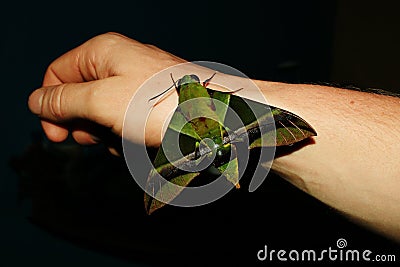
[28,32,186,153]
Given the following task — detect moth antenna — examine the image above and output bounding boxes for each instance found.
[170,73,178,90]
[215,87,243,95]
[228,87,243,94]
[147,73,178,103]
[203,72,217,87]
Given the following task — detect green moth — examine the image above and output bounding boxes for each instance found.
[144,74,317,214]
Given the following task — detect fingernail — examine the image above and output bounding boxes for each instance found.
[89,134,102,143]
[28,89,44,115]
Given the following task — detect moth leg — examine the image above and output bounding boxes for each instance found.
[194,141,201,158]
[216,145,240,189]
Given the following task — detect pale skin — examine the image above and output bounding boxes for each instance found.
[28,32,400,242]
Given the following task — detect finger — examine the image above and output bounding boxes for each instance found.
[41,120,69,142]
[108,147,120,156]
[71,130,99,145]
[29,83,87,121]
[70,120,104,145]
[28,76,124,125]
[43,52,85,86]
[42,41,96,86]
[41,32,130,87]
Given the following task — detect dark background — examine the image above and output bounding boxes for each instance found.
[2,0,400,266]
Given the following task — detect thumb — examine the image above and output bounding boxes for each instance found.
[29,82,92,121]
[28,78,121,125]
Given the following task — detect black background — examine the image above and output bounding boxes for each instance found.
[2,0,400,266]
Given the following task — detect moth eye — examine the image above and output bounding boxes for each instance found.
[190,74,200,83]
[177,78,183,87]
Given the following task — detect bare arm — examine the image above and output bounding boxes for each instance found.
[28,32,400,242]
[258,81,400,242]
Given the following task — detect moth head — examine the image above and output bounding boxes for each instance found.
[178,74,200,86]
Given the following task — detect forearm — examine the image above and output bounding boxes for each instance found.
[256,80,400,242]
[148,65,400,240]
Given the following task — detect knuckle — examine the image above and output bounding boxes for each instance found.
[145,43,158,49]
[86,33,125,61]
[90,32,126,49]
[47,84,67,119]
[102,31,126,39]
